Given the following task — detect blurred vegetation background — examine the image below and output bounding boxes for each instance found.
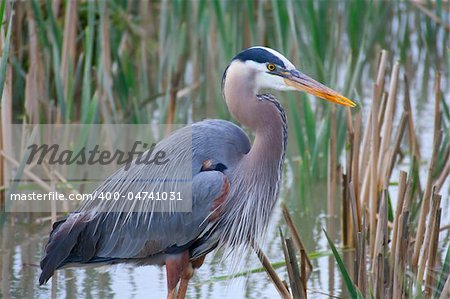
[2,0,449,189]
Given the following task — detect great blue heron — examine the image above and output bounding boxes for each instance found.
[39,46,355,298]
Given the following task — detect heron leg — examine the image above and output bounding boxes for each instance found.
[166,251,189,299]
[167,288,175,299]
[176,256,206,299]
[176,263,193,299]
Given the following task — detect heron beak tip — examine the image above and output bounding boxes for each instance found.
[284,71,357,108]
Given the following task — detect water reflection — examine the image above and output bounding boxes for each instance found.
[1,167,449,298]
[1,179,340,299]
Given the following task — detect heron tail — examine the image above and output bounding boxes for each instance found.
[39,213,89,285]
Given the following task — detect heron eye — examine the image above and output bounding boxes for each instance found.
[267,63,276,71]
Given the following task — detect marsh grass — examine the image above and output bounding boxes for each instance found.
[2,1,448,187]
[326,51,450,299]
[264,50,450,298]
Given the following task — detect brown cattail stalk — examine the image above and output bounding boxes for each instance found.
[328,105,337,220]
[99,1,114,122]
[357,215,367,296]
[370,146,379,257]
[280,235,303,299]
[418,192,441,284]
[300,248,307,299]
[393,210,410,299]
[342,174,350,247]
[359,109,372,185]
[424,208,441,299]
[370,50,387,259]
[390,171,407,269]
[372,193,387,275]
[281,204,313,278]
[390,171,407,267]
[60,0,77,96]
[24,3,46,124]
[352,112,361,212]
[435,149,450,192]
[412,72,442,267]
[378,63,399,173]
[349,181,361,235]
[254,243,291,299]
[377,92,388,125]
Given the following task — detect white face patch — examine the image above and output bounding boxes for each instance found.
[254,71,296,91]
[243,60,296,92]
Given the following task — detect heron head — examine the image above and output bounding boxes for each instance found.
[229,46,356,107]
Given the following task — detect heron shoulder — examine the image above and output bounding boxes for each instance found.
[193,119,251,154]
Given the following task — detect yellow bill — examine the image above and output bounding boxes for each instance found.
[284,69,356,107]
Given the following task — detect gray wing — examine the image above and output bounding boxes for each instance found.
[39,120,250,284]
[78,119,250,214]
[88,171,229,259]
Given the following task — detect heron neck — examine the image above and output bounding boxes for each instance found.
[222,61,287,172]
[245,97,287,172]
[219,63,287,250]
